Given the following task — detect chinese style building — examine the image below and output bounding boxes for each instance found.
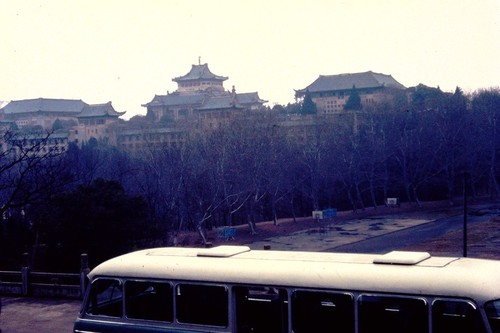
[143,63,267,128]
[295,71,405,114]
[0,98,125,146]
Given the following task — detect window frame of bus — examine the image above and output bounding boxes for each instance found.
[124,279,174,322]
[486,299,500,333]
[358,294,428,333]
[175,283,229,328]
[432,298,488,333]
[85,278,123,318]
[233,285,289,333]
[291,289,354,333]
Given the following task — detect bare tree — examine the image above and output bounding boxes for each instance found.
[0,129,72,217]
[471,88,500,198]
[434,87,469,205]
[293,117,333,211]
[331,117,364,212]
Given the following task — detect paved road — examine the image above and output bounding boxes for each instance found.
[330,211,496,253]
[0,296,81,333]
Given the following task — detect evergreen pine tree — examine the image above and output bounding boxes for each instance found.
[344,85,362,111]
[301,90,317,115]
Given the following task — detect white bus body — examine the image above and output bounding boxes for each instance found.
[74,246,500,333]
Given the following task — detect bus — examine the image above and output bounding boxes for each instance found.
[74,245,500,333]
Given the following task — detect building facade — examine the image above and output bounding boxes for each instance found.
[74,102,125,145]
[0,98,125,147]
[115,127,187,153]
[295,71,405,114]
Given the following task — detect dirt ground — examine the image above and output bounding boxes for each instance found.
[179,200,500,260]
[404,217,500,259]
[180,201,442,246]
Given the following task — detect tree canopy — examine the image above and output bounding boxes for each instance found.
[2,87,500,271]
[38,178,150,270]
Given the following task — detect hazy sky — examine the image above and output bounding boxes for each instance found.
[1,0,499,118]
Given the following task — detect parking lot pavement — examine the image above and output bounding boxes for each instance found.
[247,217,433,251]
[0,297,81,333]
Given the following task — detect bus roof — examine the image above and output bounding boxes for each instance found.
[89,246,500,303]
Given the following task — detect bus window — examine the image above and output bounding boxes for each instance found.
[291,290,354,333]
[486,300,500,333]
[358,295,427,333]
[125,280,173,322]
[234,286,288,333]
[85,278,123,318]
[176,284,228,327]
[433,299,487,333]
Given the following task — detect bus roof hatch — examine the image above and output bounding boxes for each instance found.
[373,251,431,265]
[197,245,251,258]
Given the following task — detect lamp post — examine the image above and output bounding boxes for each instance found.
[463,172,468,257]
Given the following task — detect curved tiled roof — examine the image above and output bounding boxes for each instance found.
[196,95,242,111]
[144,93,206,107]
[297,71,405,94]
[1,98,87,114]
[173,63,228,82]
[77,102,125,118]
[144,91,266,111]
[236,92,267,105]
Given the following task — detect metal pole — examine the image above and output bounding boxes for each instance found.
[463,173,468,257]
[80,253,90,299]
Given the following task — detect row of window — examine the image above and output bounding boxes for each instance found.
[118,133,184,142]
[85,278,499,333]
[10,138,67,145]
[80,119,106,125]
[179,81,222,88]
[117,142,181,151]
[6,145,66,155]
[316,89,378,98]
[326,100,342,106]
[317,91,346,98]
[323,98,375,108]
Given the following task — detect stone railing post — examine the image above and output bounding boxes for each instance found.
[21,252,31,296]
[80,253,90,298]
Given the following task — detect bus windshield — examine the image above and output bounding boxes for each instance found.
[486,300,500,333]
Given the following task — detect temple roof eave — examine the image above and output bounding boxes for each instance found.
[77,102,126,118]
[172,63,228,82]
[196,104,245,111]
[235,92,267,105]
[173,76,228,83]
[77,110,126,118]
[143,93,207,108]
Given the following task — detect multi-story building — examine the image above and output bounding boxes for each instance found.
[74,102,126,145]
[0,98,87,129]
[5,130,70,157]
[143,63,266,128]
[114,127,187,153]
[0,98,125,146]
[295,71,405,114]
